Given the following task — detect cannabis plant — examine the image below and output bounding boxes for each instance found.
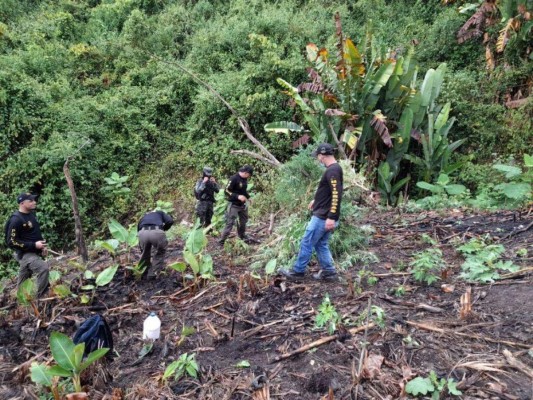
[410,248,445,285]
[315,294,341,334]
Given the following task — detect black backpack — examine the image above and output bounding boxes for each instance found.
[73,314,114,358]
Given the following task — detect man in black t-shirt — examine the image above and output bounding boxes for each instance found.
[137,209,174,279]
[218,165,253,245]
[194,166,220,227]
[5,193,50,297]
[280,143,343,281]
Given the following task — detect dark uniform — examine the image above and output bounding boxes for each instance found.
[137,211,174,278]
[195,167,220,227]
[219,166,253,244]
[6,204,49,298]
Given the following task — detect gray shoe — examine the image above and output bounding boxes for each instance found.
[312,270,338,281]
[279,268,305,280]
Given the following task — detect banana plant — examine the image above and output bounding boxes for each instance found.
[268,15,459,203]
[30,332,108,393]
[170,224,214,289]
[405,99,465,183]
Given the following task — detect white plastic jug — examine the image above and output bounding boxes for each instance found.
[143,312,161,340]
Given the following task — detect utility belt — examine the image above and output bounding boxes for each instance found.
[140,226,162,231]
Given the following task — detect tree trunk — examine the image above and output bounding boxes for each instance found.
[63,159,88,263]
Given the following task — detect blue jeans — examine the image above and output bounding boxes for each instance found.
[293,216,338,274]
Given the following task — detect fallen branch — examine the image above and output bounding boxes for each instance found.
[499,220,533,240]
[499,267,533,280]
[502,349,533,379]
[406,321,531,349]
[272,323,375,363]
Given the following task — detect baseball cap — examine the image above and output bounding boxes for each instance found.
[203,167,213,177]
[239,165,254,176]
[17,193,38,203]
[311,143,335,157]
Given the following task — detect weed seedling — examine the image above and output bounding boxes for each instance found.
[314,294,341,334]
[163,353,199,382]
[405,370,461,399]
[410,248,445,285]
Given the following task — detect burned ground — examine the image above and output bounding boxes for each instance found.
[0,208,532,399]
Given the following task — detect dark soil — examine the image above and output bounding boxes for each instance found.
[1,208,532,400]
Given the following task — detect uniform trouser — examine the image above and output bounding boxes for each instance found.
[138,229,168,277]
[220,204,248,241]
[195,200,214,227]
[17,252,49,298]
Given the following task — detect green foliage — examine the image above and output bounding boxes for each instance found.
[17,278,36,306]
[314,294,341,335]
[410,248,445,285]
[416,173,467,196]
[181,224,213,282]
[457,237,519,282]
[81,264,119,290]
[30,331,109,393]
[492,154,532,204]
[406,371,461,399]
[163,353,199,382]
[103,172,131,196]
[356,305,386,329]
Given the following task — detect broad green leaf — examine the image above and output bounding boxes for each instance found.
[500,183,531,200]
[108,219,128,243]
[405,376,434,396]
[48,271,61,284]
[445,184,466,195]
[30,363,53,386]
[79,348,109,372]
[81,284,96,291]
[183,250,199,274]
[524,154,533,167]
[264,121,304,134]
[84,270,95,279]
[434,102,451,132]
[127,226,139,247]
[416,181,443,194]
[200,254,213,275]
[493,164,522,179]
[53,284,71,298]
[235,360,251,368]
[447,379,462,396]
[391,176,410,196]
[80,294,91,304]
[50,332,77,371]
[265,259,277,275]
[168,262,187,272]
[48,365,72,377]
[185,228,207,255]
[73,343,84,372]
[437,174,450,186]
[17,279,36,306]
[185,364,198,378]
[95,265,118,287]
[163,360,180,380]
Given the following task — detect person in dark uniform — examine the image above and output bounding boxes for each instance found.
[137,209,174,279]
[218,165,253,245]
[280,143,343,281]
[194,166,220,227]
[5,193,49,298]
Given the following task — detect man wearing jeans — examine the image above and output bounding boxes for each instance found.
[280,143,343,281]
[5,193,50,298]
[137,209,174,279]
